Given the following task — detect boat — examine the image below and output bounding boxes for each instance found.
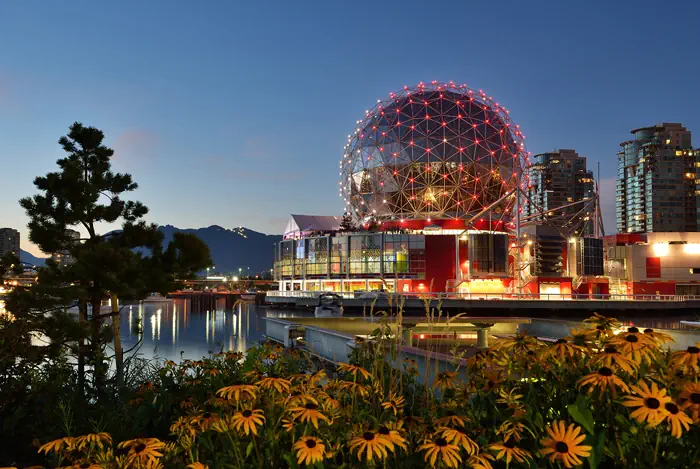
[141,294,173,303]
[680,320,700,329]
[314,293,344,318]
[240,290,257,301]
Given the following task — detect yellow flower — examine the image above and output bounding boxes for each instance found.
[38,437,75,455]
[440,426,478,455]
[566,327,595,347]
[489,440,532,464]
[679,382,700,423]
[170,416,197,437]
[216,384,257,401]
[671,343,700,371]
[435,413,468,427]
[466,453,495,469]
[289,401,329,429]
[418,436,462,468]
[75,432,112,450]
[381,391,405,415]
[622,381,672,427]
[496,388,524,406]
[583,312,620,335]
[190,412,220,431]
[71,463,102,469]
[257,377,292,394]
[663,402,693,438]
[591,346,638,374]
[348,431,392,462]
[230,408,265,436]
[492,332,541,353]
[293,436,325,466]
[339,380,369,397]
[540,421,592,468]
[116,438,165,466]
[187,463,208,469]
[540,339,582,362]
[496,420,526,443]
[434,371,458,390]
[336,363,373,381]
[577,367,630,396]
[179,397,195,409]
[377,425,408,452]
[608,327,657,364]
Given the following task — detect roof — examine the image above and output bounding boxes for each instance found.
[284,214,342,237]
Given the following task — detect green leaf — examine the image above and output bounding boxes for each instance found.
[586,431,605,469]
[283,452,298,469]
[246,441,254,458]
[567,397,594,435]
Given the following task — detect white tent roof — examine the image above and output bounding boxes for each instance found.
[284,214,342,237]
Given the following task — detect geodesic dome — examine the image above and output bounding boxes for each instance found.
[340,81,529,223]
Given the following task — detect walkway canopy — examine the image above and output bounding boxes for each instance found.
[284,214,342,239]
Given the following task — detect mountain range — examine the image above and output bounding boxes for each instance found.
[19,225,282,275]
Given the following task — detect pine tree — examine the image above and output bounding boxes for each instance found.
[12,122,212,396]
[340,212,356,232]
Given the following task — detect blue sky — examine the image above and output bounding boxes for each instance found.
[2,1,700,255]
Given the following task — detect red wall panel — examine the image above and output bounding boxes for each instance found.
[425,236,456,292]
[646,257,661,278]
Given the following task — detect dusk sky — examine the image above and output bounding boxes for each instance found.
[2,1,700,256]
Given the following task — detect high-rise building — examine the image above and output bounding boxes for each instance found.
[0,228,20,258]
[616,123,700,233]
[525,149,596,235]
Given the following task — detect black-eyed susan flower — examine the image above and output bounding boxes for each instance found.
[257,377,291,394]
[381,391,405,415]
[230,409,265,436]
[179,397,195,409]
[339,380,369,397]
[663,402,693,438]
[608,327,656,364]
[377,425,408,452]
[540,339,582,362]
[38,437,75,455]
[489,439,532,464]
[190,412,220,431]
[591,346,638,374]
[337,363,373,381]
[577,367,630,396]
[540,421,592,468]
[492,332,540,353]
[418,436,462,468]
[75,432,112,450]
[679,382,700,422]
[348,431,391,462]
[466,453,495,469]
[216,384,257,401]
[170,416,197,438]
[496,388,524,406]
[289,401,329,429]
[186,463,208,469]
[622,381,671,427]
[434,371,459,390]
[293,436,325,466]
[496,420,526,443]
[583,312,620,336]
[643,328,674,346]
[566,327,595,347]
[671,343,700,371]
[440,426,478,455]
[117,438,165,466]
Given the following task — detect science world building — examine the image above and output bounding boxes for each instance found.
[274,81,604,296]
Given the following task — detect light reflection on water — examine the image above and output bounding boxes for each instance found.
[119,300,314,362]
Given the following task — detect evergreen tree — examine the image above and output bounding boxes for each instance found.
[11,122,212,397]
[340,212,356,232]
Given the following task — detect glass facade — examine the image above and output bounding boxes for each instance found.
[468,232,508,275]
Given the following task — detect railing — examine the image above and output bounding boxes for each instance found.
[266,291,700,302]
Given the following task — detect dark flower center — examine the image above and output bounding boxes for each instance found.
[202,412,211,419]
[598,367,613,377]
[691,393,700,404]
[242,410,252,417]
[134,443,146,453]
[625,334,638,343]
[596,325,605,331]
[643,328,654,334]
[604,346,618,354]
[555,441,569,453]
[555,339,568,344]
[435,437,448,447]
[378,426,390,435]
[526,350,535,356]
[645,397,660,409]
[305,439,317,449]
[504,440,516,449]
[688,346,700,354]
[305,403,318,410]
[628,327,639,333]
[665,402,679,414]
[363,432,375,441]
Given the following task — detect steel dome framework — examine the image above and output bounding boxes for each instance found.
[340,81,531,225]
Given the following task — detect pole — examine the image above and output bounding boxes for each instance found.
[516,187,522,296]
[112,293,123,388]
